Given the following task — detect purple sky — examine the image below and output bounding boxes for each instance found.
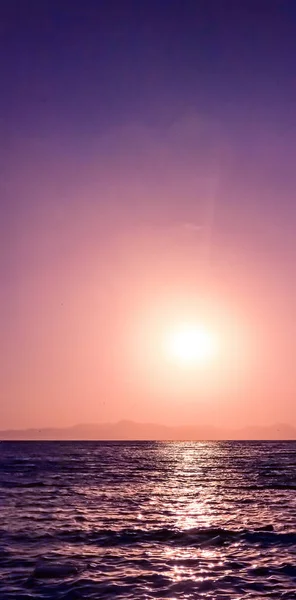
[1,1,296,429]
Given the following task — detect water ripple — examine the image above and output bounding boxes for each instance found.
[0,440,295,599]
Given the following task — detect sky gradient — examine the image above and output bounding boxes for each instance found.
[1,0,296,430]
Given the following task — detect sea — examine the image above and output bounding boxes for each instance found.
[0,441,295,599]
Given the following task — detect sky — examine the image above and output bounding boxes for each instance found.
[1,0,296,430]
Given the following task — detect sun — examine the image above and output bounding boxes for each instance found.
[166,323,218,366]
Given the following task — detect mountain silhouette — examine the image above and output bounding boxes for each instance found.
[0,420,295,440]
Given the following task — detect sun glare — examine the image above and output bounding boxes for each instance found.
[166,324,218,366]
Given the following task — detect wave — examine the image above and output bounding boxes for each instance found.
[3,525,296,547]
[0,480,47,488]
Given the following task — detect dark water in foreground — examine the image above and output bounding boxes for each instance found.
[0,441,295,599]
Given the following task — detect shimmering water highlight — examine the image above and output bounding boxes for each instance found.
[0,441,295,599]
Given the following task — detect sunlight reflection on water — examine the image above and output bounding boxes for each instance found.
[0,441,295,599]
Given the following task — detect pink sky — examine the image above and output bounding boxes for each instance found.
[2,118,296,430]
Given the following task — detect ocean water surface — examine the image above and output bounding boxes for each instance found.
[0,441,295,599]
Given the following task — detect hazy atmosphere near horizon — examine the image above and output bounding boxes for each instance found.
[1,0,296,433]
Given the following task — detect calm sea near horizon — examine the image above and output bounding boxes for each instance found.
[0,441,295,599]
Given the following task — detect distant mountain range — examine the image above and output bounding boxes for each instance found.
[0,420,295,440]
